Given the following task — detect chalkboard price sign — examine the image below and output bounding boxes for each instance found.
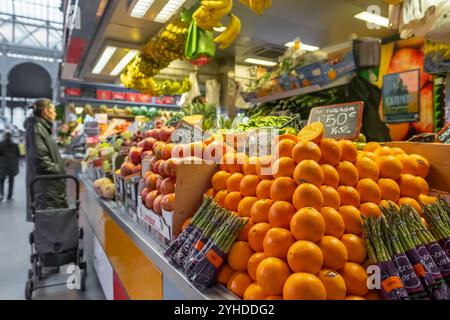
[308,101,364,140]
[437,124,450,144]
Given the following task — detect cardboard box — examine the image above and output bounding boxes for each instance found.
[386,142,450,195]
[139,162,219,242]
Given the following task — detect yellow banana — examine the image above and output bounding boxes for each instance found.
[214,14,241,49]
[202,0,228,10]
[264,0,272,9]
[209,0,233,18]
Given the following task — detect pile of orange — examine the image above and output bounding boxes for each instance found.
[211,123,433,300]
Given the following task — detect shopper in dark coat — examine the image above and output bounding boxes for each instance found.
[25,99,67,221]
[0,132,20,201]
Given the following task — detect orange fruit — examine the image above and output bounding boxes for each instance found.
[226,172,244,192]
[237,217,254,241]
[248,222,271,252]
[293,160,324,186]
[244,283,268,300]
[224,191,243,211]
[317,269,347,300]
[250,199,273,223]
[364,290,383,300]
[340,262,369,296]
[228,241,255,271]
[320,185,341,209]
[321,164,339,188]
[320,207,345,238]
[263,228,295,259]
[396,153,418,175]
[363,142,381,152]
[292,141,321,163]
[379,200,399,210]
[318,236,348,270]
[356,178,381,203]
[256,257,291,296]
[247,252,266,281]
[214,190,228,207]
[359,202,382,218]
[268,201,295,229]
[256,179,273,199]
[265,295,283,300]
[319,139,342,166]
[283,273,326,300]
[336,161,359,186]
[378,178,400,202]
[355,156,379,180]
[362,151,377,162]
[345,295,366,300]
[243,157,258,175]
[290,207,325,242]
[272,157,296,178]
[227,271,253,299]
[374,146,394,157]
[217,263,235,285]
[416,176,429,195]
[270,177,297,202]
[238,197,258,217]
[276,139,297,158]
[337,186,361,207]
[239,175,260,197]
[390,147,405,155]
[220,152,242,173]
[287,240,323,274]
[297,122,324,144]
[410,154,430,178]
[205,188,215,197]
[340,234,366,263]
[211,170,231,191]
[418,194,438,205]
[339,205,363,235]
[339,140,358,163]
[398,174,422,199]
[256,155,273,180]
[292,183,324,211]
[376,155,403,180]
[398,197,422,215]
[181,217,192,232]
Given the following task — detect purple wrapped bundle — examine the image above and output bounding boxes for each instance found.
[173,228,203,267]
[416,244,445,285]
[188,243,226,288]
[426,241,450,281]
[406,247,436,289]
[379,260,410,300]
[393,252,427,299]
[439,238,450,257]
[164,224,197,261]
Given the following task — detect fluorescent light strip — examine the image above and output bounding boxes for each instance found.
[285,42,320,51]
[213,26,227,32]
[130,0,156,18]
[354,11,389,28]
[154,0,187,23]
[244,58,277,67]
[92,46,117,74]
[110,50,139,76]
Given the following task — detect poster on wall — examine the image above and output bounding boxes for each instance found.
[382,69,420,123]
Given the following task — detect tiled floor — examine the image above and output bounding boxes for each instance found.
[0,169,105,300]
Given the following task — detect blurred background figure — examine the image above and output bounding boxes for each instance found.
[0,132,20,202]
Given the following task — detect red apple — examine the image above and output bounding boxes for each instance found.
[160,177,176,195]
[120,162,135,177]
[165,158,178,177]
[144,129,155,138]
[141,188,150,204]
[158,160,168,177]
[153,159,165,174]
[160,126,175,142]
[141,150,154,161]
[145,190,159,210]
[161,193,175,212]
[142,137,157,151]
[129,146,143,165]
[153,195,163,215]
[153,142,165,159]
[156,176,165,192]
[132,164,142,175]
[151,128,161,140]
[145,173,159,190]
[162,143,174,160]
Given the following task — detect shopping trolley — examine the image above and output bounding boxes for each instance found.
[25,174,87,300]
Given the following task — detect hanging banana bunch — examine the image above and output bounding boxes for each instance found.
[193,0,233,30]
[214,14,241,49]
[239,0,271,16]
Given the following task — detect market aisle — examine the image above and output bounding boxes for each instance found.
[0,170,105,300]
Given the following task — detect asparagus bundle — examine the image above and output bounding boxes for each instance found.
[400,205,450,299]
[379,214,427,299]
[164,196,214,262]
[188,215,248,288]
[423,198,450,257]
[182,207,230,274]
[363,216,410,300]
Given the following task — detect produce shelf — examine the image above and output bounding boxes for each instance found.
[61,97,181,109]
[79,174,237,300]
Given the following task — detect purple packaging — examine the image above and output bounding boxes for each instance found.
[426,241,450,280]
[393,252,427,298]
[406,247,437,288]
[439,237,450,257]
[378,260,410,300]
[416,244,445,285]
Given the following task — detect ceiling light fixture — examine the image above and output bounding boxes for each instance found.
[130,0,156,18]
[354,11,389,28]
[92,46,117,74]
[110,50,139,76]
[244,57,277,67]
[285,42,320,51]
[154,0,187,23]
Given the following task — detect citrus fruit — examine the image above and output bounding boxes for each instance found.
[398,174,422,199]
[345,295,366,300]
[211,170,231,191]
[398,197,422,215]
[293,160,324,186]
[276,139,296,158]
[256,155,274,180]
[270,177,297,202]
[340,234,366,263]
[359,202,382,218]
[224,191,243,211]
[416,176,429,195]
[263,228,295,259]
[244,283,268,300]
[256,179,273,199]
[226,172,244,192]
[297,122,324,144]
[363,142,381,152]
[337,186,361,207]
[248,223,271,252]
[379,199,399,210]
[228,241,255,271]
[374,146,394,157]
[321,164,340,189]
[317,269,347,300]
[227,271,253,299]
[238,197,258,217]
[290,207,325,242]
[243,157,258,175]
[376,155,403,180]
[377,178,400,202]
[339,140,358,163]
[272,157,296,178]
[292,141,321,163]
[318,236,348,270]
[340,262,369,296]
[205,188,215,197]
[220,152,246,173]
[292,183,324,210]
[339,205,363,235]
[268,201,295,229]
[356,178,381,203]
[256,257,291,295]
[287,240,323,274]
[320,185,341,209]
[320,207,345,238]
[418,194,438,205]
[283,273,326,300]
[355,156,379,180]
[396,153,418,175]
[336,161,359,186]
[319,139,342,166]
[250,199,273,223]
[239,175,260,196]
[217,263,235,285]
[214,190,228,207]
[247,252,266,281]
[410,154,430,177]
[265,296,283,300]
[237,217,254,241]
